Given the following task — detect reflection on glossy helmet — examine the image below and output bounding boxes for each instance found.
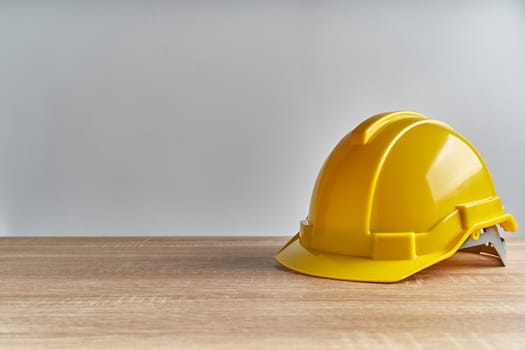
[275,111,517,282]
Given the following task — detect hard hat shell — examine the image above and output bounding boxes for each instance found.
[275,111,517,282]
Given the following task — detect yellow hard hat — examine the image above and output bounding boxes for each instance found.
[275,111,517,282]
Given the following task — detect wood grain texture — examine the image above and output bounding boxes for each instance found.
[0,237,524,349]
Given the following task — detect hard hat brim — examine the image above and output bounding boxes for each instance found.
[275,233,453,283]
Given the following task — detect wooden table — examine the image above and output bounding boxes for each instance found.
[0,237,524,349]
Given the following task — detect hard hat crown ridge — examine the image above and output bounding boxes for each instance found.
[275,111,517,282]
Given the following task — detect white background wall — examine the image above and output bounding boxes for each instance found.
[1,1,523,236]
